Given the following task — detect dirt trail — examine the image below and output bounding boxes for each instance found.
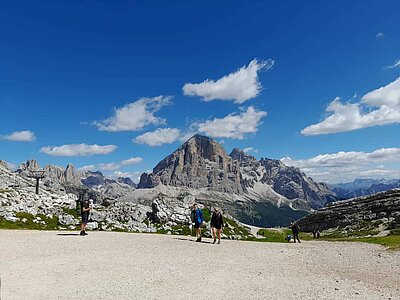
[0,230,399,299]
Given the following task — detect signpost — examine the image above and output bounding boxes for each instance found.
[29,170,46,195]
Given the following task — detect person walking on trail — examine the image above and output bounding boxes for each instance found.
[211,207,224,244]
[191,203,204,242]
[290,222,301,243]
[80,199,92,236]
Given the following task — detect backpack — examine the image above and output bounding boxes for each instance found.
[190,209,196,223]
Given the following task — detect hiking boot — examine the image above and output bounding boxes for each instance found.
[213,239,216,244]
[195,238,201,242]
[217,240,221,244]
[80,231,85,236]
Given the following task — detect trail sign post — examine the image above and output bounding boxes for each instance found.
[29,170,46,195]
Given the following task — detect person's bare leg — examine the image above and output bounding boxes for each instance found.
[217,229,221,244]
[212,227,216,243]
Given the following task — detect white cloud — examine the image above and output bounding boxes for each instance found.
[40,143,117,156]
[281,148,400,183]
[183,59,274,104]
[376,32,384,39]
[177,129,198,143]
[134,128,181,146]
[98,162,120,171]
[197,106,267,139]
[243,147,254,153]
[112,171,142,182]
[121,157,143,165]
[78,165,95,171]
[94,96,172,132]
[282,148,400,168]
[385,59,400,69]
[1,130,36,142]
[301,77,400,135]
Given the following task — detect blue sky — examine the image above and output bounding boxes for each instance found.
[1,1,400,183]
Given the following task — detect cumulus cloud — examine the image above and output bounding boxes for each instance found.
[1,130,36,142]
[78,165,95,171]
[98,162,120,171]
[243,147,258,153]
[196,106,267,139]
[94,96,172,132]
[281,148,400,183]
[40,143,117,156]
[301,77,400,135]
[121,157,143,165]
[376,32,385,39]
[243,147,254,153]
[134,128,181,146]
[385,59,400,69]
[112,171,142,182]
[183,59,274,104]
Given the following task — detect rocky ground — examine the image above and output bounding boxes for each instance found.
[0,230,399,300]
[297,189,400,237]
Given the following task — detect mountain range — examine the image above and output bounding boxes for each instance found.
[331,178,400,199]
[10,134,339,226]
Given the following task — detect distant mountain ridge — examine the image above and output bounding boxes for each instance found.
[16,159,136,200]
[230,148,336,209]
[331,178,400,199]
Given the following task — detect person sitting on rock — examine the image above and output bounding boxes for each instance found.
[191,203,204,242]
[80,199,91,236]
[290,222,301,243]
[211,207,224,244]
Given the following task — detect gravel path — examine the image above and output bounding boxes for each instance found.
[0,230,399,300]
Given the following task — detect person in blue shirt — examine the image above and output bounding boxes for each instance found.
[190,203,204,242]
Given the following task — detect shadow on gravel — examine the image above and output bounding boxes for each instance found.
[57,233,81,236]
[173,237,213,244]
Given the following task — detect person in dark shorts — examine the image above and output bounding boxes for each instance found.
[290,222,301,243]
[211,207,224,244]
[191,203,204,242]
[80,199,91,236]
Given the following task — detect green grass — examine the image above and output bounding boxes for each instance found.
[256,228,313,243]
[317,230,400,250]
[223,219,253,239]
[322,229,380,239]
[346,235,400,250]
[202,208,211,222]
[62,207,80,219]
[0,212,59,230]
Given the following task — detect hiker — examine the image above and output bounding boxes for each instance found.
[80,199,91,236]
[290,222,301,243]
[211,207,224,244]
[191,203,204,242]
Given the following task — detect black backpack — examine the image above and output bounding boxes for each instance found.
[190,210,196,223]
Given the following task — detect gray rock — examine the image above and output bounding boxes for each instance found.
[297,189,400,233]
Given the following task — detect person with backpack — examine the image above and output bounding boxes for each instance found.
[211,207,224,244]
[290,222,301,243]
[80,199,92,236]
[190,203,204,242]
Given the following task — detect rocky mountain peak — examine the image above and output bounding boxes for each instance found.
[0,160,11,171]
[17,159,40,173]
[230,148,258,167]
[138,134,243,194]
